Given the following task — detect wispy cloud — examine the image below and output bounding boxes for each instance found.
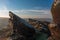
[0,5,9,17]
[0,5,52,18]
[12,9,50,14]
[11,9,52,18]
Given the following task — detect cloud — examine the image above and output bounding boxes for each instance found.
[0,5,52,18]
[12,9,50,14]
[11,9,52,18]
[0,0,10,17]
[0,5,9,17]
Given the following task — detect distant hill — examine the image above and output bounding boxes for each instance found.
[24,18,52,22]
[0,17,52,30]
[34,18,52,22]
[0,17,9,30]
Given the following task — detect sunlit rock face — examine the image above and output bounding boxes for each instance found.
[51,0,60,25]
[50,0,60,40]
[48,23,60,40]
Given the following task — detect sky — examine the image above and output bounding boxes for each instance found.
[0,0,54,18]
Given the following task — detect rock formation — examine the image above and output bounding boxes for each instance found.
[51,0,60,25]
[9,11,36,40]
[48,0,60,40]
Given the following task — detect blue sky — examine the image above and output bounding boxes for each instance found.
[0,0,53,18]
